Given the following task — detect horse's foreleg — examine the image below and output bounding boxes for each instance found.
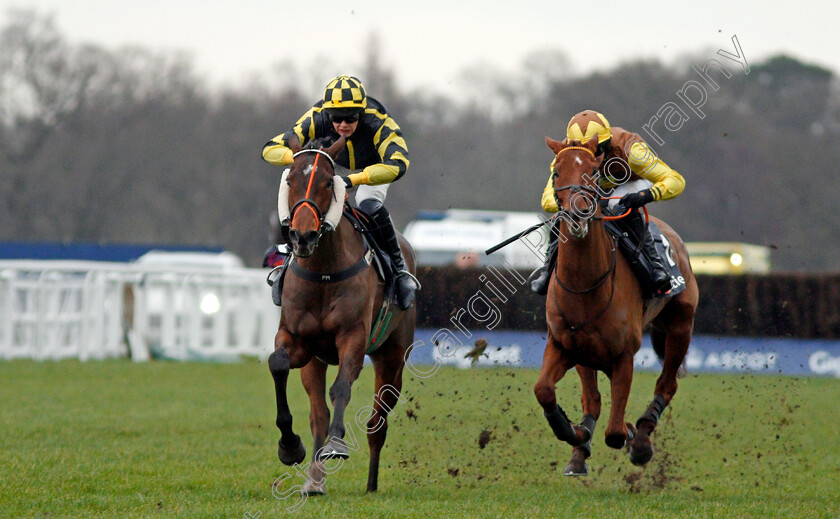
[534,336,588,447]
[365,349,405,493]
[300,359,329,495]
[565,365,601,476]
[301,359,330,452]
[630,323,692,466]
[319,331,366,461]
[269,330,309,466]
[604,352,635,450]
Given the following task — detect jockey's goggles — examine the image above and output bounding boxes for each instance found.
[327,110,361,124]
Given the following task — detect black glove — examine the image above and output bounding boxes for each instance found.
[619,189,655,209]
[341,176,353,189]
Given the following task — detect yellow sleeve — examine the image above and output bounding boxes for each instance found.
[541,161,559,213]
[627,142,685,201]
[262,136,294,166]
[348,163,402,186]
[261,108,317,167]
[347,115,409,186]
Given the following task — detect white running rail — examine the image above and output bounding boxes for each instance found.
[0,260,278,361]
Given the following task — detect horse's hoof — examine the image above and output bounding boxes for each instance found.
[605,432,626,450]
[564,446,589,476]
[629,437,654,466]
[301,479,326,496]
[611,422,638,450]
[564,461,589,476]
[319,439,349,460]
[278,436,306,466]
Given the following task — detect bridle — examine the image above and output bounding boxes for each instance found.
[550,144,620,333]
[281,146,371,282]
[549,144,655,334]
[552,146,602,223]
[552,145,631,222]
[289,148,336,234]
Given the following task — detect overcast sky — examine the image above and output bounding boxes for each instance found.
[1,0,836,97]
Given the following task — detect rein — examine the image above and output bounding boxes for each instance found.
[554,233,619,334]
[551,145,622,333]
[552,145,638,222]
[553,235,617,294]
[553,187,635,222]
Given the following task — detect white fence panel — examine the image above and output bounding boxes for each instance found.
[0,260,279,362]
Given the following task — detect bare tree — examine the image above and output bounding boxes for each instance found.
[0,9,95,162]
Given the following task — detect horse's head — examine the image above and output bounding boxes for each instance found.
[281,135,347,257]
[546,135,604,238]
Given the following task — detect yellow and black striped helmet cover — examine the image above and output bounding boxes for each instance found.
[323,75,367,110]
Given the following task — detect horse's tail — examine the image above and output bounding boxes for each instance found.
[650,328,666,361]
[650,327,687,378]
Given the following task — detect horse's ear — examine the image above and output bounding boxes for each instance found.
[325,135,347,159]
[288,134,302,153]
[584,135,604,162]
[546,136,565,155]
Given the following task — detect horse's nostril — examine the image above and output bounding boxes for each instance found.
[288,230,301,243]
[303,230,319,244]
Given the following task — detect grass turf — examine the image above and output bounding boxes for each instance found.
[1,359,838,518]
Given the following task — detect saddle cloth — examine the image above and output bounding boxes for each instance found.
[342,205,393,285]
[604,219,687,299]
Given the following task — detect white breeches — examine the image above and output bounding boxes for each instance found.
[607,179,654,209]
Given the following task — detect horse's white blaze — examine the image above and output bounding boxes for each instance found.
[568,220,589,239]
[303,164,314,176]
[575,156,583,166]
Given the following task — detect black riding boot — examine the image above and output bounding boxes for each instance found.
[529,232,559,295]
[628,210,672,295]
[359,200,418,310]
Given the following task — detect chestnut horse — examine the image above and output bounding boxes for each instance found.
[268,135,417,494]
[533,136,699,475]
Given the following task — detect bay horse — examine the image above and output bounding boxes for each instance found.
[533,135,699,475]
[268,134,417,494]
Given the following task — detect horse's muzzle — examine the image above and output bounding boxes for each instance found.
[288,229,320,257]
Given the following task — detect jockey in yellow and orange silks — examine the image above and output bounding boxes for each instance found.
[530,110,686,296]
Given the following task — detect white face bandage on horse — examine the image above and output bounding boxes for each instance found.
[277,168,346,231]
[322,175,346,231]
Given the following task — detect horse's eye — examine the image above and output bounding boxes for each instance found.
[285,179,291,186]
[326,179,334,188]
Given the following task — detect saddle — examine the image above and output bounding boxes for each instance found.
[603,212,687,299]
[341,204,393,284]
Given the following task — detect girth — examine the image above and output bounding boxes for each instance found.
[288,250,373,283]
